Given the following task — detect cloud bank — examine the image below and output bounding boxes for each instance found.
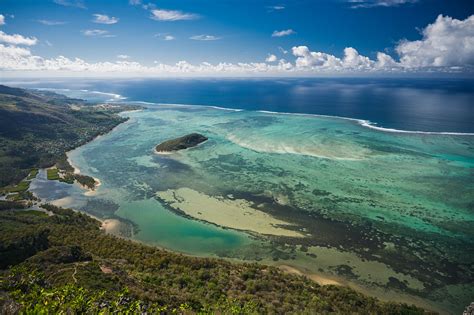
[1,14,473,76]
[0,31,38,46]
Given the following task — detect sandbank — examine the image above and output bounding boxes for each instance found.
[156,187,304,237]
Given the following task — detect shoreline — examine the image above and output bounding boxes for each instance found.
[26,101,455,314]
[65,108,141,193]
[272,262,447,315]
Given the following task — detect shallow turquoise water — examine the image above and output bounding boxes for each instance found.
[31,104,474,313]
[116,199,253,255]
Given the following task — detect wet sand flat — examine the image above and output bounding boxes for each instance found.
[156,187,304,237]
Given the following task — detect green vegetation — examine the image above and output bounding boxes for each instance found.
[26,168,38,180]
[0,200,26,210]
[46,168,60,181]
[1,180,35,204]
[73,174,97,189]
[4,181,30,193]
[156,133,208,152]
[0,85,140,188]
[47,159,97,189]
[0,206,432,314]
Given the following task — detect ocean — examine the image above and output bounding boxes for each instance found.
[5,77,474,133]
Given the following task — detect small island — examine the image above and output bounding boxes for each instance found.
[155,133,208,152]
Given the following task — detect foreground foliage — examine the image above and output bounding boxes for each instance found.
[0,207,432,314]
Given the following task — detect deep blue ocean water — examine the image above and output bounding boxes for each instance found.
[3,78,474,133]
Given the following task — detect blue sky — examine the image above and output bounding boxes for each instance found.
[0,0,473,76]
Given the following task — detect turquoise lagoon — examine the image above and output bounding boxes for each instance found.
[31,104,474,314]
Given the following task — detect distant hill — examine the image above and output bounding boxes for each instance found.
[0,85,128,187]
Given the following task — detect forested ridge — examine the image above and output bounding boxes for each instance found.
[0,205,432,314]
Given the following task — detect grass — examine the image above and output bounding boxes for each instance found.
[26,168,39,180]
[16,210,48,217]
[6,180,30,193]
[6,193,21,201]
[47,168,60,181]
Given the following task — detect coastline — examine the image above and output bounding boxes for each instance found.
[273,262,447,315]
[26,100,464,314]
[65,108,142,193]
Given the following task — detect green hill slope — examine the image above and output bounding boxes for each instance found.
[0,206,431,314]
[0,85,130,187]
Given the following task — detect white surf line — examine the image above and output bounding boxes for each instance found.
[357,121,474,136]
[31,89,474,136]
[34,87,127,102]
[126,101,243,112]
[138,102,474,136]
[158,102,243,112]
[79,89,127,101]
[257,110,474,136]
[35,87,71,92]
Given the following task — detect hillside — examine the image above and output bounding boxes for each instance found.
[0,85,136,187]
[0,206,431,314]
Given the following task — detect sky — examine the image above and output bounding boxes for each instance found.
[0,0,473,76]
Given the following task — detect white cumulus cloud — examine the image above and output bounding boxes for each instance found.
[342,47,374,69]
[0,14,5,26]
[0,31,37,46]
[272,29,296,37]
[396,14,474,68]
[150,9,199,21]
[93,14,119,25]
[265,54,277,62]
[292,46,343,69]
[117,54,130,59]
